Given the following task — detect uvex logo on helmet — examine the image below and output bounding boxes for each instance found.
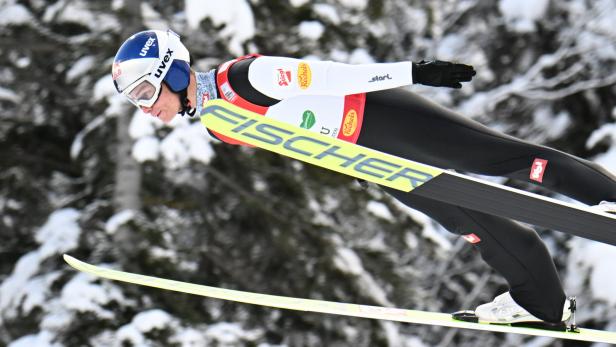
[154,48,174,78]
[140,37,155,57]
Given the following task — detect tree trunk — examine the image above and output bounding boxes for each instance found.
[113,2,143,212]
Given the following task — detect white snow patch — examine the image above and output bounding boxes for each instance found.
[367,201,394,220]
[459,91,490,118]
[289,0,310,6]
[404,336,429,347]
[308,198,336,226]
[8,331,61,347]
[0,251,42,315]
[593,147,616,174]
[15,56,30,68]
[314,4,341,24]
[587,122,616,173]
[61,272,124,319]
[566,239,616,306]
[330,49,350,63]
[141,2,168,31]
[298,21,325,40]
[93,75,118,102]
[391,199,453,251]
[205,322,247,344]
[160,121,215,169]
[0,4,33,26]
[381,321,402,347]
[348,49,376,64]
[419,223,452,251]
[436,34,468,61]
[173,328,207,346]
[129,110,159,139]
[117,324,146,346]
[66,56,96,82]
[21,276,49,314]
[132,309,173,332]
[0,86,20,103]
[338,0,368,10]
[587,122,616,149]
[148,245,175,260]
[322,194,340,211]
[105,209,135,234]
[132,136,160,163]
[35,208,81,259]
[42,0,119,32]
[0,209,77,320]
[358,275,391,306]
[185,0,255,55]
[362,233,389,253]
[498,0,549,32]
[186,121,216,164]
[589,0,616,31]
[575,31,616,61]
[1,266,61,324]
[105,93,130,116]
[532,108,571,140]
[333,247,364,275]
[332,245,391,305]
[40,302,73,331]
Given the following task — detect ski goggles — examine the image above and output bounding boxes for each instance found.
[120,30,182,108]
[122,76,163,108]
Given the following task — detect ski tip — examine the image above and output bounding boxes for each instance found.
[63,254,79,268]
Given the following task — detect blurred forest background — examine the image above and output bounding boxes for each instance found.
[1,0,616,346]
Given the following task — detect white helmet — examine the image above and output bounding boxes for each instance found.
[112,29,191,108]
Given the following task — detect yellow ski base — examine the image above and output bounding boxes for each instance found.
[64,255,616,344]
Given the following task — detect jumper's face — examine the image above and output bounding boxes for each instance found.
[139,83,181,124]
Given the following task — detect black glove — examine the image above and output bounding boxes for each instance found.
[412,60,476,89]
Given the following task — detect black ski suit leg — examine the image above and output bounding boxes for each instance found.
[357,88,616,204]
[354,88,612,322]
[384,188,566,322]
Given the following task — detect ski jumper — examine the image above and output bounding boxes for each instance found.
[203,56,616,323]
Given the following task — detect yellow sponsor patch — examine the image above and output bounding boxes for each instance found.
[297,62,312,89]
[342,109,358,137]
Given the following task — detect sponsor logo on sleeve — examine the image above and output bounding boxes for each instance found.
[342,109,358,137]
[300,110,316,129]
[368,74,392,83]
[277,68,292,86]
[462,233,481,244]
[530,158,548,183]
[112,62,122,80]
[297,62,312,89]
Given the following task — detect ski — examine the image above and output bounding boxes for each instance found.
[200,99,616,246]
[64,255,616,344]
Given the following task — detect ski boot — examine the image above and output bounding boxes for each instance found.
[453,292,578,332]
